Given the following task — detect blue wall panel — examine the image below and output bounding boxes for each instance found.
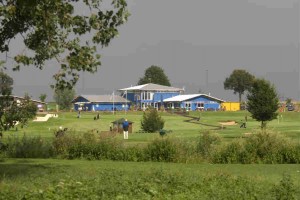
[174,96,221,111]
[74,103,130,111]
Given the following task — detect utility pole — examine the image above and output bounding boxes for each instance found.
[206,69,208,93]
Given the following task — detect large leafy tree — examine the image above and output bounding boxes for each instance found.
[224,69,255,102]
[138,65,171,86]
[247,78,279,129]
[0,0,129,90]
[0,71,37,134]
[53,88,75,110]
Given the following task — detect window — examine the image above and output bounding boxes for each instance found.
[185,103,191,108]
[141,92,153,100]
[134,94,140,101]
[197,103,204,108]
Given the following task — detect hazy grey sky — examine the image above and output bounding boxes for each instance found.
[3,0,300,101]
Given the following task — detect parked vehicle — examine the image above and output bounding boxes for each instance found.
[286,104,294,111]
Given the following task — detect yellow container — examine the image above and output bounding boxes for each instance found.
[221,102,240,111]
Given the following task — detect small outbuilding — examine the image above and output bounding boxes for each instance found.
[71,95,130,111]
[163,94,225,111]
[111,118,134,133]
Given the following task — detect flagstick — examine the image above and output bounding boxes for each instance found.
[125,90,127,115]
[112,91,114,115]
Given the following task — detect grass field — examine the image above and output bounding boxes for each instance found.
[1,110,300,198]
[1,159,300,199]
[3,110,300,143]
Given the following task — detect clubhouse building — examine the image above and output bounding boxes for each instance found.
[72,83,225,111]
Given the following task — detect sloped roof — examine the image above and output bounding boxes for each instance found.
[163,94,225,103]
[72,95,129,103]
[119,83,184,92]
[0,95,46,104]
[112,118,133,124]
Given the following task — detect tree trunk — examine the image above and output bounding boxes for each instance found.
[238,93,242,103]
[261,121,266,130]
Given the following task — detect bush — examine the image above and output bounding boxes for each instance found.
[243,131,300,164]
[52,130,82,157]
[145,138,177,162]
[211,131,300,164]
[141,109,165,133]
[212,140,244,164]
[196,131,221,158]
[5,134,54,158]
[271,174,297,199]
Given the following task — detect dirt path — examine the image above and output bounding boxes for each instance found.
[33,114,58,122]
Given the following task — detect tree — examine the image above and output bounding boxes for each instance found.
[39,94,47,102]
[285,98,292,105]
[0,70,14,133]
[0,0,129,90]
[53,88,75,110]
[0,71,37,134]
[141,108,165,133]
[138,66,171,86]
[224,69,255,102]
[247,78,279,129]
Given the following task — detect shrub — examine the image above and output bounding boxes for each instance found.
[212,140,244,164]
[52,130,82,157]
[211,130,300,164]
[145,138,177,162]
[67,139,117,160]
[243,131,300,164]
[141,108,165,133]
[5,134,54,158]
[196,131,221,158]
[271,174,297,199]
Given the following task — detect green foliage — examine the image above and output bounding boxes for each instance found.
[196,131,221,158]
[224,69,255,102]
[39,93,47,102]
[0,0,129,90]
[141,108,165,133]
[285,98,292,105]
[52,130,144,161]
[0,72,37,134]
[145,138,178,162]
[2,162,299,199]
[247,78,279,129]
[52,130,82,157]
[0,70,13,95]
[272,174,297,200]
[138,65,171,86]
[4,135,54,158]
[53,88,75,110]
[212,131,300,164]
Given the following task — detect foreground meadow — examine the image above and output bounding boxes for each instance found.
[1,159,300,199]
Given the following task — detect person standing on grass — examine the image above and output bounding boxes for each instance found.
[123,119,129,139]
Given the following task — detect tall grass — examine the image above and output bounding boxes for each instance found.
[0,168,298,199]
[1,129,300,164]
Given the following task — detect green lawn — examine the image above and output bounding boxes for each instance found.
[3,110,300,143]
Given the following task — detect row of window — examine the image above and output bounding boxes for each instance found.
[134,92,154,101]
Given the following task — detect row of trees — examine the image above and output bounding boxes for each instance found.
[139,67,279,130]
[224,69,279,129]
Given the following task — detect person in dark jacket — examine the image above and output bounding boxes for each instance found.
[123,119,129,139]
